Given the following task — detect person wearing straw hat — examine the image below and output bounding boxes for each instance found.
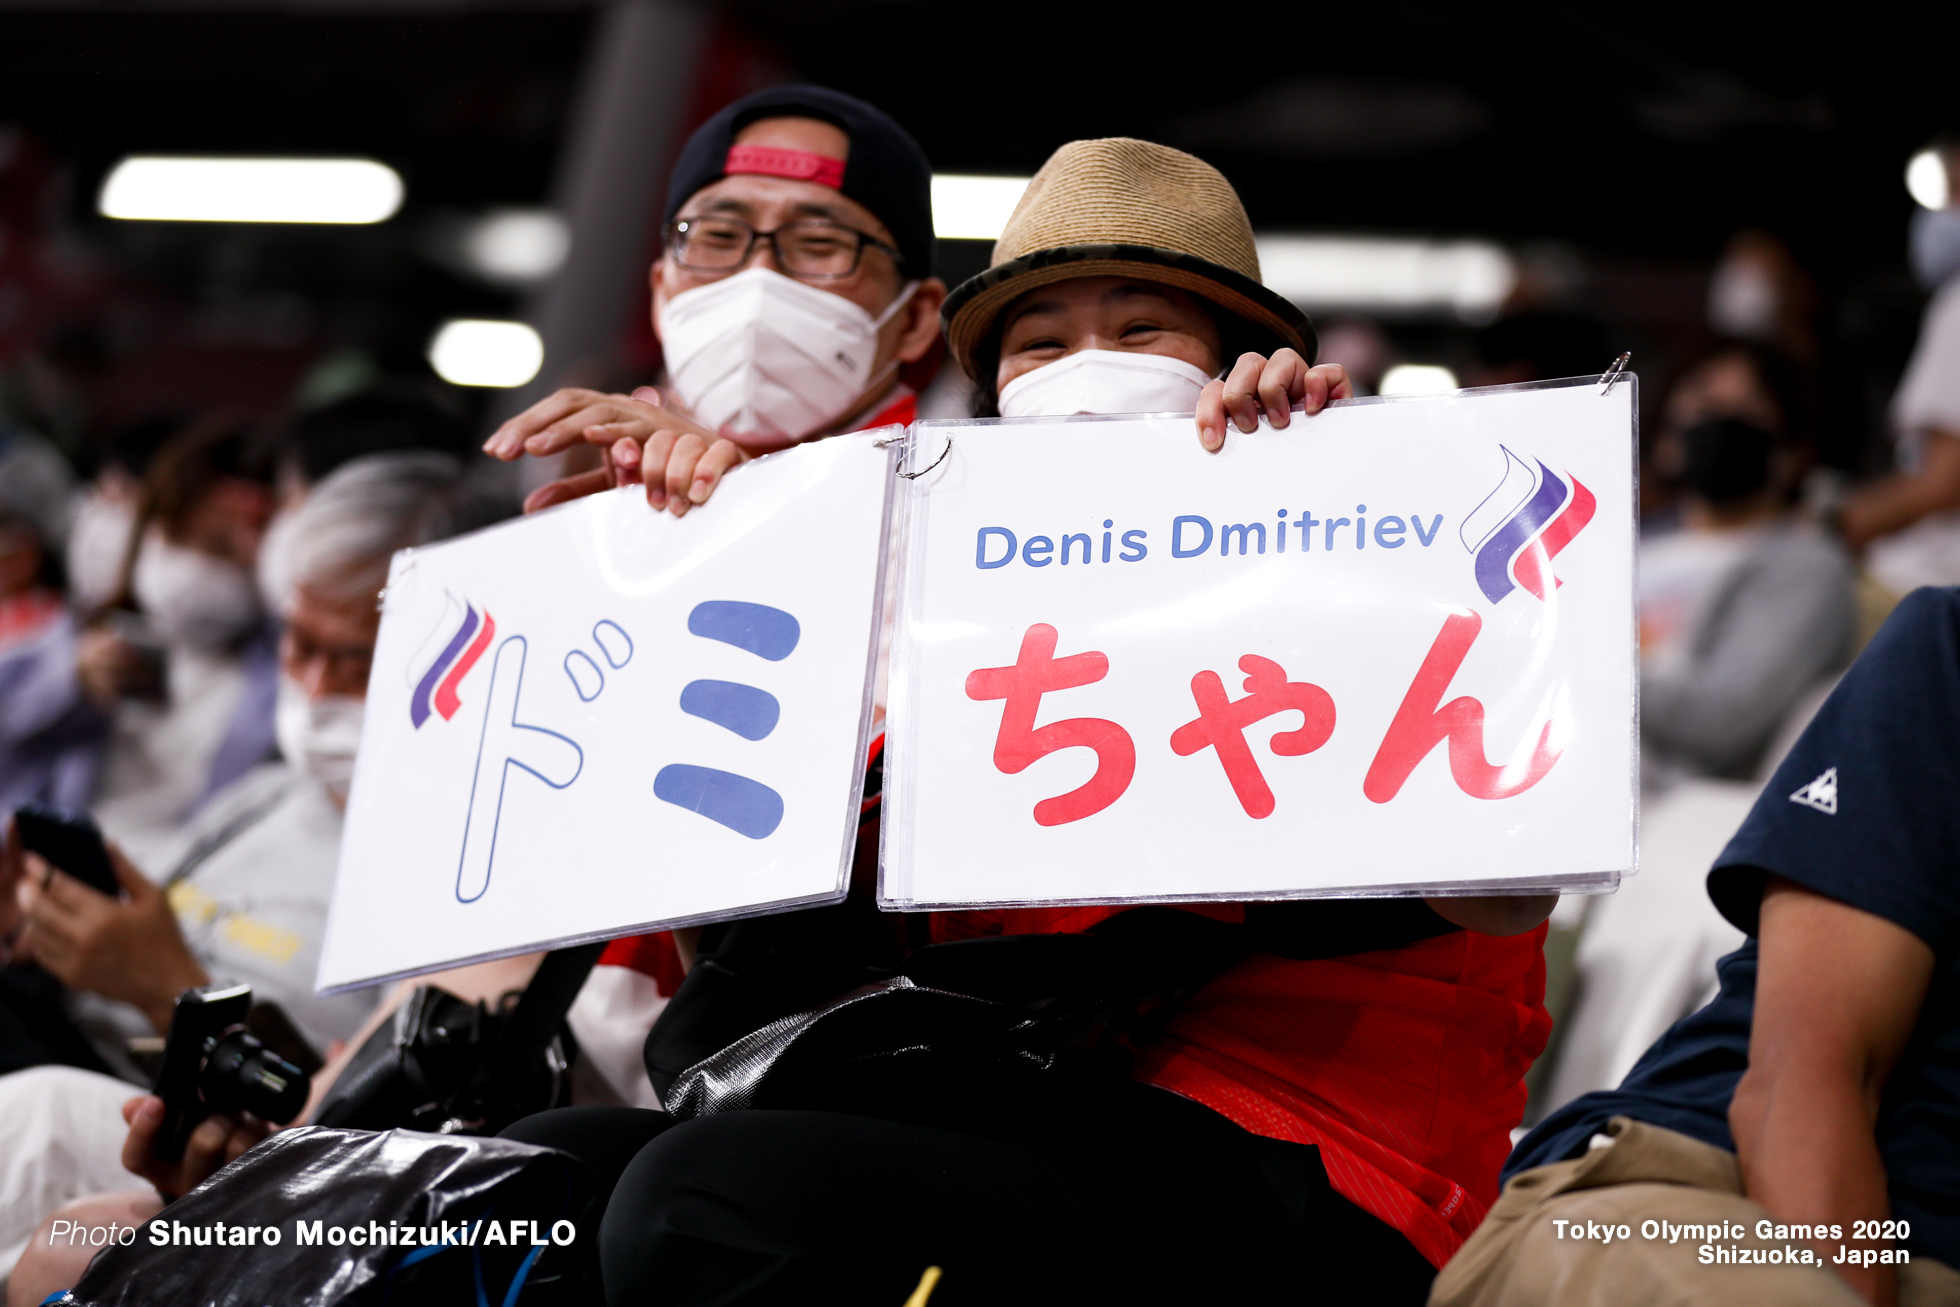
[925,135,1559,1285]
[940,135,1350,450]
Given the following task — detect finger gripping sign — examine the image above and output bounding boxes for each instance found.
[882,380,1636,909]
[318,432,894,992]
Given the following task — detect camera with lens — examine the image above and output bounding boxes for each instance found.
[154,983,312,1161]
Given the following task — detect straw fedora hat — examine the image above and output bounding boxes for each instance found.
[941,138,1315,381]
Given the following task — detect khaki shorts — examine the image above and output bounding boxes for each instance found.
[1430,1117,1960,1307]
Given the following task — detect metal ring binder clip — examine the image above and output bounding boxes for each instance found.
[1598,352,1632,394]
[879,432,953,480]
[375,554,417,613]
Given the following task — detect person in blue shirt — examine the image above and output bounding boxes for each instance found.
[1432,586,1960,1307]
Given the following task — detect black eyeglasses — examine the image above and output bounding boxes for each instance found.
[667,215,903,281]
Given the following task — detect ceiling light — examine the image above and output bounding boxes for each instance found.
[99,157,404,224]
[932,175,1030,241]
[1257,236,1516,322]
[1907,149,1949,211]
[1379,364,1459,397]
[428,320,543,388]
[462,209,570,283]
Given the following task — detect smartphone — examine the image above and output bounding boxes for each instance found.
[12,803,121,897]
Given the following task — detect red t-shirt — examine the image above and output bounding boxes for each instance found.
[930,903,1549,1269]
[859,389,916,430]
[598,930,687,997]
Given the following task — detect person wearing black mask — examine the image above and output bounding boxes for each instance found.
[1639,343,1855,783]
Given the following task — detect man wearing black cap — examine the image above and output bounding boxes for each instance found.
[484,86,945,517]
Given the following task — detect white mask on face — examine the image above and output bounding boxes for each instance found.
[1910,206,1960,291]
[1706,257,1779,341]
[131,530,263,650]
[275,674,365,800]
[660,266,918,446]
[998,349,1215,419]
[65,493,135,609]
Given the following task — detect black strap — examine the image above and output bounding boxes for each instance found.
[468,942,605,1100]
[160,778,294,889]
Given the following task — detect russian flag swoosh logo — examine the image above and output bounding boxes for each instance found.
[1459,445,1595,605]
[408,595,497,728]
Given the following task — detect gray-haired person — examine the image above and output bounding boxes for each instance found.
[0,453,510,1290]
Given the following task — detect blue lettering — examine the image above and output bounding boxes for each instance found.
[1120,529,1148,561]
[679,680,780,741]
[564,650,604,701]
[592,620,633,668]
[1220,522,1266,556]
[1102,519,1114,563]
[1060,532,1092,565]
[458,637,584,904]
[1023,535,1054,567]
[1172,516,1214,558]
[1411,514,1444,546]
[1324,517,1351,550]
[1298,511,1318,551]
[976,527,1016,569]
[1355,505,1367,550]
[653,765,783,839]
[688,601,800,662]
[1375,516,1407,548]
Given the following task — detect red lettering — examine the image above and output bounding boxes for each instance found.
[1363,611,1561,803]
[965,624,1136,826]
[1170,656,1336,818]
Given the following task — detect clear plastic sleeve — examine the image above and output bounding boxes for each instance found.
[318,429,899,993]
[880,376,1639,911]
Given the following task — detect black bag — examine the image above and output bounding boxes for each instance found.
[663,974,1068,1122]
[640,895,906,1099]
[315,944,601,1136]
[662,917,1238,1123]
[55,1127,588,1307]
[659,899,1465,1123]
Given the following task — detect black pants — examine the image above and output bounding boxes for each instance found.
[503,1080,1436,1306]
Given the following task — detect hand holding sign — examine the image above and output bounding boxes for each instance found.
[322,433,893,993]
[484,386,742,517]
[1194,349,1353,450]
[883,381,1636,910]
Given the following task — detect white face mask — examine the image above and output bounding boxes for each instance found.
[66,493,135,609]
[660,266,918,446]
[1706,256,1779,341]
[1910,206,1960,291]
[998,349,1215,419]
[275,675,365,800]
[131,530,263,650]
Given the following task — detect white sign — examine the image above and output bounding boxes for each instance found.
[319,432,895,992]
[883,381,1636,910]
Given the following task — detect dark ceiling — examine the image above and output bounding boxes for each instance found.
[750,0,1946,278]
[1,1,1945,268]
[0,0,1946,459]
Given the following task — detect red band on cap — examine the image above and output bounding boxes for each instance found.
[724,144,846,190]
